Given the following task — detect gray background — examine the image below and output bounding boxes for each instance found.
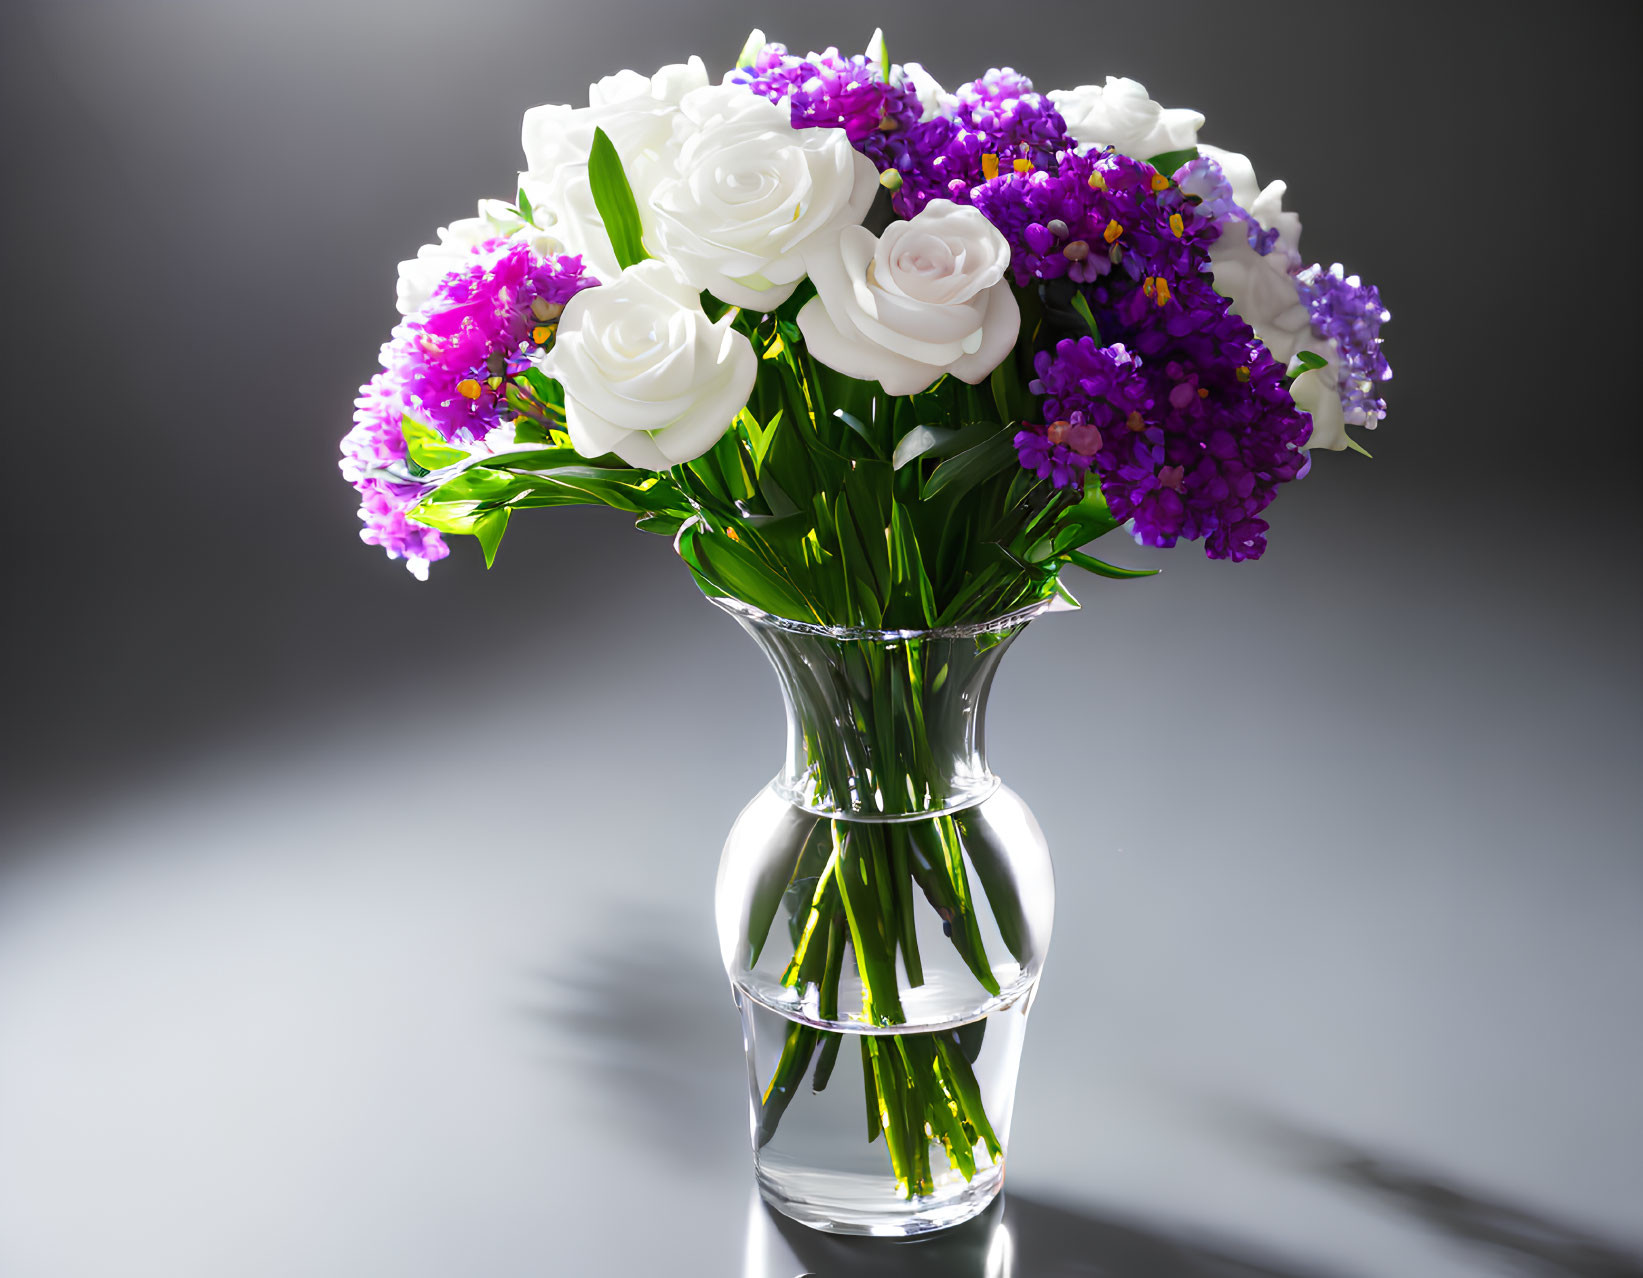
[1,2,1639,1275]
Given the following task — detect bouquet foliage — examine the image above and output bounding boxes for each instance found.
[340,30,1391,628]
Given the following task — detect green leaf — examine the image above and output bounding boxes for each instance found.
[1289,349,1331,375]
[922,428,1015,504]
[676,522,818,622]
[832,489,888,625]
[1051,574,1082,609]
[635,512,686,536]
[1064,549,1159,580]
[420,466,536,507]
[474,508,509,568]
[1070,292,1101,341]
[1021,480,1118,562]
[587,126,648,271]
[832,409,878,454]
[699,290,733,323]
[1146,147,1198,176]
[400,415,468,470]
[890,502,938,627]
[515,185,534,224]
[1343,434,1374,459]
[891,420,997,471]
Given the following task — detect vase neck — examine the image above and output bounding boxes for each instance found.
[724,605,1035,820]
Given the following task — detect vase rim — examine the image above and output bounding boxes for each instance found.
[709,593,1070,642]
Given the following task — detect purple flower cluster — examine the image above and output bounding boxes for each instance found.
[731,44,923,168]
[971,147,1220,288]
[1298,262,1393,427]
[1015,343,1148,489]
[891,69,1071,217]
[339,239,596,576]
[1029,288,1312,561]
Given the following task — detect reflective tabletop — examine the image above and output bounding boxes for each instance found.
[3,532,1639,1278]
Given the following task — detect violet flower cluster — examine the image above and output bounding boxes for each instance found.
[340,239,595,576]
[892,68,1070,218]
[1297,262,1393,427]
[1028,289,1312,561]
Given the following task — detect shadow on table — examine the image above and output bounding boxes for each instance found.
[531,907,1643,1278]
[526,904,745,1168]
[1219,1108,1643,1278]
[743,1187,1344,1278]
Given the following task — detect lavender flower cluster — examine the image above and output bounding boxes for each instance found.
[1298,263,1393,427]
[340,240,595,576]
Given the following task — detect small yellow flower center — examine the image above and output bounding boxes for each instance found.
[1127,410,1146,433]
[1151,173,1171,193]
[1088,170,1107,191]
[456,379,483,400]
[1103,219,1124,244]
[532,325,553,345]
[1169,212,1184,237]
[981,153,1000,181]
[1013,157,1034,174]
[1235,365,1251,383]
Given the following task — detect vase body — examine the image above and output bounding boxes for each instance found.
[714,598,1056,1236]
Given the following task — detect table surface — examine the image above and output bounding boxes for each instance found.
[3,547,1640,1278]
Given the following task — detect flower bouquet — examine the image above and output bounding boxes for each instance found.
[340,30,1390,1234]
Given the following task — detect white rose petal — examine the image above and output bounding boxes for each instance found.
[394,199,562,316]
[1195,144,1314,384]
[518,58,708,281]
[797,199,1019,396]
[643,85,879,310]
[1289,343,1348,451]
[901,61,955,122]
[1211,234,1313,366]
[1049,77,1203,161]
[541,260,756,469]
[1198,143,1302,261]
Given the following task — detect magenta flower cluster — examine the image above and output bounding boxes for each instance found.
[731,44,923,168]
[339,239,596,575]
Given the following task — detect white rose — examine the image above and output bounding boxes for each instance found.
[395,200,563,315]
[540,259,756,469]
[642,86,879,310]
[1211,233,1313,366]
[518,58,708,281]
[1049,77,1203,160]
[797,200,1020,396]
[1289,342,1348,451]
[1197,143,1301,262]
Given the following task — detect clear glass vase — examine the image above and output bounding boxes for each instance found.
[714,597,1057,1236]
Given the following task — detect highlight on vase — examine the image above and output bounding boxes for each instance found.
[337,28,1392,1235]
